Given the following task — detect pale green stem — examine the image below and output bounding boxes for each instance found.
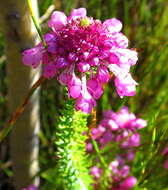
[26,0,47,48]
[91,138,107,168]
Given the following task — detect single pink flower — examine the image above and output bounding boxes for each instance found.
[87,78,103,99]
[22,46,43,68]
[103,18,122,33]
[48,11,67,32]
[68,74,82,98]
[114,73,138,98]
[69,8,87,19]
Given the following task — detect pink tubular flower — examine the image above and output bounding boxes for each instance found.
[22,8,138,113]
[48,11,67,32]
[87,78,103,99]
[103,18,122,33]
[97,66,110,83]
[68,74,82,98]
[69,8,87,19]
[114,74,138,98]
[22,46,43,68]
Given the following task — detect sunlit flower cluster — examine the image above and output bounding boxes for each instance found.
[23,8,138,113]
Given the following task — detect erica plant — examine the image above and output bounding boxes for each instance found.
[20,6,140,190]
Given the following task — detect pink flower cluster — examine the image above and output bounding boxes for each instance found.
[22,8,138,113]
[87,107,147,190]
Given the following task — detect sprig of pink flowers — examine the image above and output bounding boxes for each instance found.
[22,8,138,114]
[87,107,147,190]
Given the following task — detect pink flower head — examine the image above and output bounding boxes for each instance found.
[87,107,146,188]
[22,8,138,113]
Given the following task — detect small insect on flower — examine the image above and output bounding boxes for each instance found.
[89,108,97,129]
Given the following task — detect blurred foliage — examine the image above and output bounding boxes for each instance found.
[1,0,168,189]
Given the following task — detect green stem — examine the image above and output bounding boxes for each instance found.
[26,0,47,48]
[91,138,107,168]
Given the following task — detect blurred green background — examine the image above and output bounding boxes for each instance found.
[1,0,168,189]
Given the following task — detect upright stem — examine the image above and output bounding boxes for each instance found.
[0,0,41,188]
[26,0,47,48]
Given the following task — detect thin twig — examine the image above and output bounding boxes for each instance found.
[0,76,46,143]
[26,0,47,48]
[39,5,55,24]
